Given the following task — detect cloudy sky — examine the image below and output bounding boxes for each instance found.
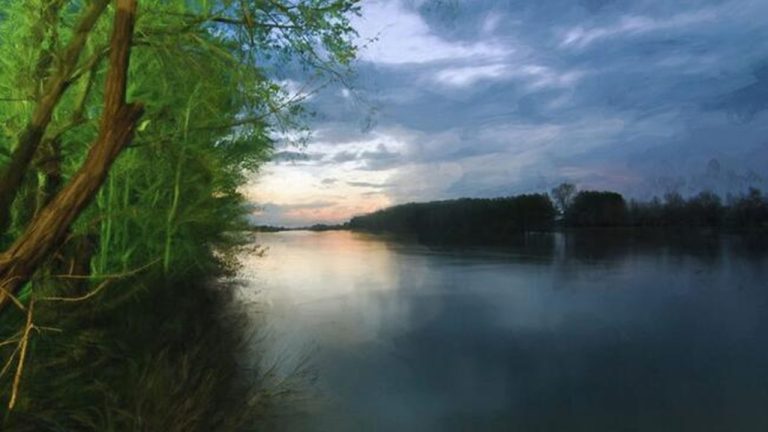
[246,0,768,227]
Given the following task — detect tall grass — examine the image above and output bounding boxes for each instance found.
[0,266,271,431]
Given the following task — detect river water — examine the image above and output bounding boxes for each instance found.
[239,230,768,431]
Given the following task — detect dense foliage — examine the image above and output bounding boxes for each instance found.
[559,187,768,229]
[564,191,627,227]
[625,188,768,229]
[0,0,358,429]
[349,195,556,243]
[561,188,768,229]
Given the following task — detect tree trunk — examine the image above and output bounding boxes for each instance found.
[0,0,109,234]
[0,0,143,310]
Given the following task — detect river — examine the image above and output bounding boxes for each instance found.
[239,230,768,431]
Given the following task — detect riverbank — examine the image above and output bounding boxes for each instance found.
[0,271,267,431]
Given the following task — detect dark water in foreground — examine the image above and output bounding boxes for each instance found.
[241,230,768,432]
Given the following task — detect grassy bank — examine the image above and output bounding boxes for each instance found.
[0,267,266,431]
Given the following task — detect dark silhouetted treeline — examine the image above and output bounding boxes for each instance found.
[249,223,348,232]
[624,189,768,229]
[565,191,627,227]
[564,187,768,229]
[348,187,768,243]
[349,194,556,243]
[306,223,349,231]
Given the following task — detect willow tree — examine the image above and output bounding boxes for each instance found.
[0,0,358,305]
[0,0,358,425]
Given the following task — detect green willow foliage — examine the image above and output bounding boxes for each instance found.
[1,0,359,275]
[0,0,358,428]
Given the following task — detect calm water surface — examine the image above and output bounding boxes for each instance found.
[240,230,768,432]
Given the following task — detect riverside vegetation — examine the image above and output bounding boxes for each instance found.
[0,1,358,430]
[348,184,768,243]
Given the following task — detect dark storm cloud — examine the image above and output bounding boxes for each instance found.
[347,181,391,188]
[271,151,311,162]
[321,177,338,185]
[271,150,325,163]
[331,150,359,163]
[260,201,336,211]
[360,144,402,170]
[709,62,768,122]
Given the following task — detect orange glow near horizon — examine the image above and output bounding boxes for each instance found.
[280,195,393,225]
[243,164,394,226]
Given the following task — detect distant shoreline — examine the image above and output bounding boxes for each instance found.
[249,223,349,233]
[252,188,768,239]
[250,225,768,235]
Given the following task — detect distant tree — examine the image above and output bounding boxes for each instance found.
[565,191,627,227]
[550,182,576,214]
[727,188,768,228]
[686,191,724,227]
[662,192,687,226]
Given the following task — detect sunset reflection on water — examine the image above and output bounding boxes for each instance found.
[241,230,768,432]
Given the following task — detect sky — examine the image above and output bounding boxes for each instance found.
[246,0,768,227]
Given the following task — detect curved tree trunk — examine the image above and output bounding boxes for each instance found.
[0,0,143,310]
[0,0,109,234]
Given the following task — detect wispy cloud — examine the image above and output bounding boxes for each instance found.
[560,10,718,49]
[434,64,509,87]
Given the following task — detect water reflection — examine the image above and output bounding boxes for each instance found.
[242,231,768,431]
